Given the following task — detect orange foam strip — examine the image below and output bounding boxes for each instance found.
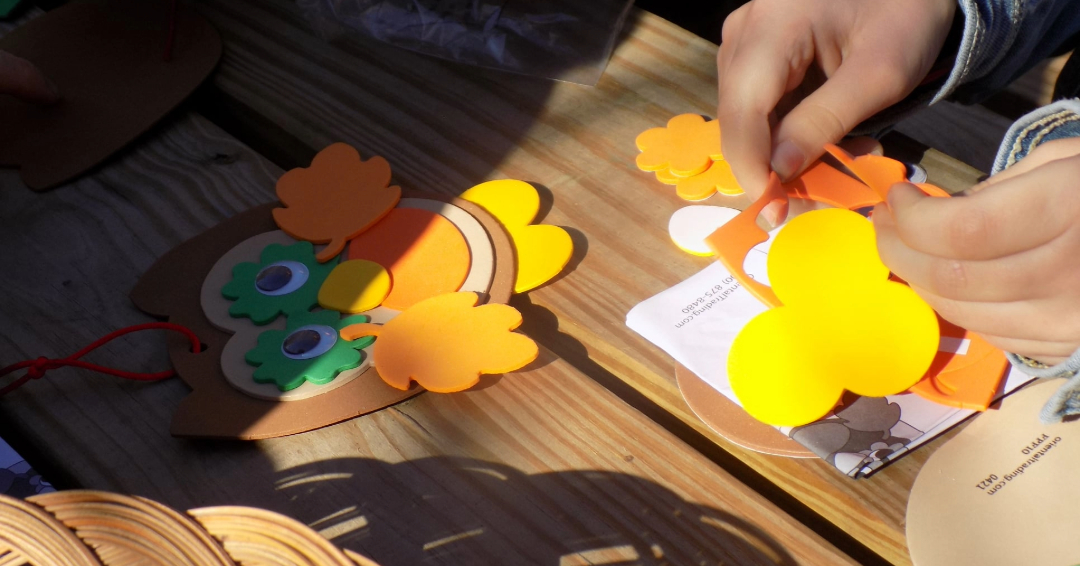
[782,160,881,209]
[705,173,787,308]
[348,207,471,311]
[823,144,951,200]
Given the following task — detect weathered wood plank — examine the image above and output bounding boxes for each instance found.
[0,109,854,565]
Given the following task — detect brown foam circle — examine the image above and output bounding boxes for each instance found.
[675,362,814,458]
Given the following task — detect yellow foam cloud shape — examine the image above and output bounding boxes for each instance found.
[460,180,573,293]
[727,208,940,427]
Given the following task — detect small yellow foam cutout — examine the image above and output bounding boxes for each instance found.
[727,208,940,427]
[459,180,573,293]
[317,259,392,313]
[340,292,539,392]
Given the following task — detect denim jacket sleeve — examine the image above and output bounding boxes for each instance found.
[853,0,1080,134]
[990,99,1080,424]
[936,0,1080,105]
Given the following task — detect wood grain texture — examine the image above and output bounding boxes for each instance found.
[191,1,1010,563]
[0,109,855,565]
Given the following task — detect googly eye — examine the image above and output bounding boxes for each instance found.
[256,260,310,296]
[280,324,338,360]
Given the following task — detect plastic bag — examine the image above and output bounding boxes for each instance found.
[296,0,635,85]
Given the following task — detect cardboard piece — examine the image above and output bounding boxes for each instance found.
[675,362,815,457]
[131,191,515,439]
[907,380,1080,566]
[0,0,221,190]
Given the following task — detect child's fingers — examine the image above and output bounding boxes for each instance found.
[969,332,1075,366]
[718,22,811,199]
[915,289,1076,346]
[883,161,1080,262]
[0,51,59,104]
[875,211,1050,303]
[770,53,910,182]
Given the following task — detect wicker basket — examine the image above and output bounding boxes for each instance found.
[0,490,381,565]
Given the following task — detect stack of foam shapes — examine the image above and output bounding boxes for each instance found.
[459,180,573,293]
[907,318,1009,411]
[133,190,517,439]
[727,208,940,427]
[273,143,401,262]
[0,489,383,565]
[0,0,222,190]
[341,292,539,393]
[634,114,743,200]
[347,207,471,310]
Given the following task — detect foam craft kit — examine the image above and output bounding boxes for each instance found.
[703,145,1008,418]
[628,120,1014,467]
[907,379,1080,566]
[132,143,569,439]
[0,0,222,190]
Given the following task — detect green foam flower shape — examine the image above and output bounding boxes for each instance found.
[245,310,376,391]
[221,241,337,325]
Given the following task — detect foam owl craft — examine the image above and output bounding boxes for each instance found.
[131,143,572,439]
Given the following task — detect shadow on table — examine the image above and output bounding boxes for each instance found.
[251,456,801,566]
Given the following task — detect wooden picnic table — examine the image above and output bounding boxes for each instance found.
[0,2,1043,564]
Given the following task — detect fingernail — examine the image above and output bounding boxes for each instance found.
[771,140,804,182]
[762,201,783,227]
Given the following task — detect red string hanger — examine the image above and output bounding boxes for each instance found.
[0,323,201,398]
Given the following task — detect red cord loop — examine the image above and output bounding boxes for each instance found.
[0,323,201,398]
[26,357,52,379]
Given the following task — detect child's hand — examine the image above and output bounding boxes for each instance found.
[0,50,59,104]
[873,138,1080,364]
[716,0,955,198]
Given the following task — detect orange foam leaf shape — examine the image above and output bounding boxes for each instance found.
[340,292,539,392]
[635,114,723,177]
[273,143,401,263]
